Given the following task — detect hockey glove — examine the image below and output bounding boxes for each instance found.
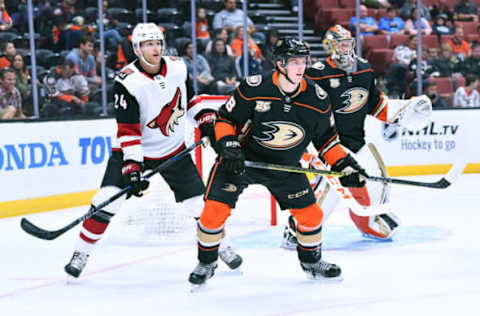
[217,135,245,175]
[195,109,217,147]
[122,160,150,199]
[331,154,367,188]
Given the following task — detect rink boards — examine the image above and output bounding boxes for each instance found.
[0,98,479,218]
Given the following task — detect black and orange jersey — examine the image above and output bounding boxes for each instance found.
[305,57,388,153]
[215,71,347,167]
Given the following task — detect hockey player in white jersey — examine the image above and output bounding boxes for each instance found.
[64,23,241,278]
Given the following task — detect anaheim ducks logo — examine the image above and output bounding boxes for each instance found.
[253,121,305,150]
[336,87,369,114]
[147,87,184,136]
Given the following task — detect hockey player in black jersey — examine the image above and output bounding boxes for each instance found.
[64,23,241,279]
[188,37,367,286]
[281,25,432,247]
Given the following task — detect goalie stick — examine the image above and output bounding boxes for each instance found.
[244,159,466,189]
[20,137,209,241]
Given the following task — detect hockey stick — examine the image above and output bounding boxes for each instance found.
[244,160,466,189]
[20,137,209,241]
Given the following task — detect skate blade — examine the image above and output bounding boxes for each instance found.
[190,282,207,293]
[280,242,297,251]
[65,274,81,284]
[306,274,344,283]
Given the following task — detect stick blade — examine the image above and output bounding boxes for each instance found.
[20,218,60,240]
[443,160,467,185]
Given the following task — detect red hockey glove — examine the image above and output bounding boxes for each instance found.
[217,135,245,175]
[331,154,367,188]
[122,160,150,199]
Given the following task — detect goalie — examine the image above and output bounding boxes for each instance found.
[281,25,432,247]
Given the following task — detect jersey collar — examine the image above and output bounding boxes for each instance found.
[135,58,167,79]
[272,70,307,97]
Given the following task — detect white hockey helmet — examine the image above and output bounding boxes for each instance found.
[323,25,356,70]
[131,22,165,58]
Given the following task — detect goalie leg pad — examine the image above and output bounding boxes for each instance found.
[349,210,400,240]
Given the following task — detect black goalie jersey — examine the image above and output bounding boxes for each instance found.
[215,71,346,167]
[305,57,388,153]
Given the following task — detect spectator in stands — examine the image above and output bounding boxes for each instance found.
[12,53,33,115]
[0,68,25,119]
[454,0,478,22]
[96,0,122,52]
[205,38,238,95]
[42,59,91,117]
[213,0,255,35]
[196,7,211,52]
[261,28,279,73]
[432,13,453,36]
[458,45,480,74]
[0,41,15,68]
[404,6,432,35]
[205,27,233,56]
[430,43,463,77]
[235,52,263,78]
[66,35,102,86]
[425,80,448,107]
[430,0,455,26]
[363,0,391,9]
[230,25,264,64]
[400,0,431,21]
[453,73,479,107]
[448,25,471,58]
[0,0,12,31]
[385,34,417,97]
[182,41,216,94]
[350,4,378,37]
[52,0,83,51]
[115,33,135,70]
[378,7,406,35]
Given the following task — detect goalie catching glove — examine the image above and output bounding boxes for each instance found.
[216,135,245,175]
[122,160,150,198]
[331,154,367,188]
[388,95,432,131]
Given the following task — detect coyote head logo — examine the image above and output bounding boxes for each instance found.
[147,88,185,136]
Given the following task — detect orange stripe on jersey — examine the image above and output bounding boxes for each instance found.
[317,133,339,153]
[376,104,388,122]
[322,143,347,166]
[236,85,281,102]
[205,162,220,199]
[304,72,344,80]
[371,94,387,120]
[326,56,337,69]
[293,102,331,114]
[215,121,236,140]
[353,68,374,75]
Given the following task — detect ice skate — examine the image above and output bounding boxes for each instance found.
[280,225,297,250]
[219,246,243,270]
[64,251,89,278]
[189,261,218,291]
[300,259,342,281]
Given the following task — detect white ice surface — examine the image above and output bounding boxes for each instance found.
[1,174,480,315]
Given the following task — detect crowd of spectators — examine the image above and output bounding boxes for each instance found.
[1,0,480,120]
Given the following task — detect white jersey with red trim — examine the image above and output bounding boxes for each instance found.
[112,57,207,161]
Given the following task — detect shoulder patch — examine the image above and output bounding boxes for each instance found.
[117,68,134,80]
[312,62,325,70]
[246,75,262,87]
[315,84,328,100]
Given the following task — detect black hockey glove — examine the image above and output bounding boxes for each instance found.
[217,135,245,175]
[331,154,367,188]
[195,109,217,147]
[122,160,150,199]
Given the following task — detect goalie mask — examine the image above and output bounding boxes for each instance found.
[131,22,165,67]
[273,37,311,83]
[323,25,356,71]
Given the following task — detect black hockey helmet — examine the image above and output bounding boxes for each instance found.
[273,37,311,68]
